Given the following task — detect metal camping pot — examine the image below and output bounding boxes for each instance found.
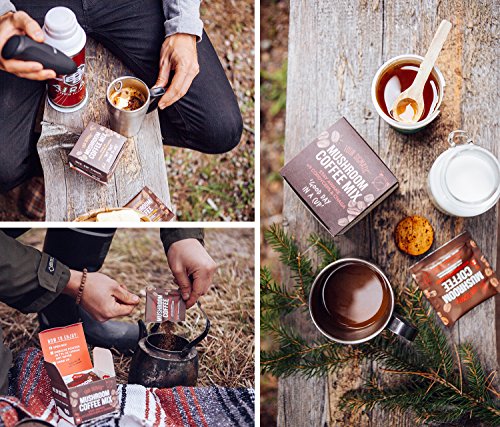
[128,303,210,388]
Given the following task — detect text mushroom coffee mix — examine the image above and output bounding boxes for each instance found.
[410,231,498,327]
[39,323,118,425]
[280,117,398,237]
[145,287,186,323]
[68,122,127,184]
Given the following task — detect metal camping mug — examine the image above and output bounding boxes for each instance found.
[309,258,418,344]
[106,76,166,137]
[128,303,210,388]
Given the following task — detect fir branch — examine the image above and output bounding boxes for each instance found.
[260,266,304,314]
[264,224,315,300]
[459,343,491,402]
[379,368,500,424]
[260,311,355,378]
[359,335,420,373]
[401,286,455,378]
[261,225,500,425]
[307,233,339,270]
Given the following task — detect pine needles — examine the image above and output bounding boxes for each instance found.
[261,225,500,426]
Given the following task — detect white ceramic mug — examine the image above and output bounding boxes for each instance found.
[371,54,445,134]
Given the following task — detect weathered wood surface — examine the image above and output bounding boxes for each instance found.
[279,1,498,426]
[37,39,171,221]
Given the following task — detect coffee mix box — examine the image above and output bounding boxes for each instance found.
[280,117,398,236]
[124,186,175,221]
[39,323,118,425]
[69,122,127,184]
[145,287,186,323]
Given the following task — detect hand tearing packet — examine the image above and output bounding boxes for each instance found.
[145,287,186,323]
[410,231,498,327]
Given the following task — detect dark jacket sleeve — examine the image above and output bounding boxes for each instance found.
[160,228,204,254]
[0,231,70,314]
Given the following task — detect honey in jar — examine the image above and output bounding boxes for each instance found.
[375,62,439,122]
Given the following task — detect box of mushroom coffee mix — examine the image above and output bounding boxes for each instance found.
[39,323,118,425]
[280,117,398,236]
[69,122,127,184]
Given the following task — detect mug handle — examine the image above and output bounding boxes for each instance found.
[386,313,418,341]
[147,86,167,114]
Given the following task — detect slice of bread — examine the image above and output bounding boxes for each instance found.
[96,209,142,222]
[395,215,434,256]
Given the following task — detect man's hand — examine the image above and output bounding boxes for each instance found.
[0,11,56,80]
[64,270,140,322]
[155,33,199,109]
[167,239,216,308]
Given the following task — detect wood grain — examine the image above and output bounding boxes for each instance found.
[37,39,171,221]
[280,0,498,425]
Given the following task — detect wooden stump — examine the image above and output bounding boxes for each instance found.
[280,1,498,425]
[37,39,171,221]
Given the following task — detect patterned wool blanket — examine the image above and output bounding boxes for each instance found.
[0,348,254,426]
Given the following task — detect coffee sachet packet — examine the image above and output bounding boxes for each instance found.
[65,371,102,388]
[145,287,186,323]
[410,231,498,327]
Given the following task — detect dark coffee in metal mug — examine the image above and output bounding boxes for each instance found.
[309,258,417,344]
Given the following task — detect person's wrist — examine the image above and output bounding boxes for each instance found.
[62,269,82,299]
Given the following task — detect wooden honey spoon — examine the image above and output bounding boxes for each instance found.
[391,19,452,123]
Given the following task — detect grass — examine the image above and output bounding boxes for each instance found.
[1,228,254,389]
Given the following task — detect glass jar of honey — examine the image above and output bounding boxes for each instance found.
[427,131,500,217]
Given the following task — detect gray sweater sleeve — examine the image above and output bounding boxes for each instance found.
[1,1,203,40]
[162,0,203,40]
[0,0,15,16]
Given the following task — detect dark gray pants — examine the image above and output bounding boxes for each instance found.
[0,0,243,192]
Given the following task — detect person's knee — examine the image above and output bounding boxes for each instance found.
[0,161,26,193]
[203,106,243,154]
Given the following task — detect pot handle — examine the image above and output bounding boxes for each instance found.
[180,302,211,357]
[147,86,166,114]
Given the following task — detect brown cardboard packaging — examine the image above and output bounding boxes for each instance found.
[280,117,398,237]
[39,324,118,425]
[68,122,127,184]
[124,186,175,221]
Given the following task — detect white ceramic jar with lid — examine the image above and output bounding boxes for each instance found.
[428,130,500,217]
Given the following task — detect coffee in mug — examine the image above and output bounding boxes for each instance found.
[43,7,87,112]
[110,86,146,111]
[106,77,165,137]
[309,258,417,344]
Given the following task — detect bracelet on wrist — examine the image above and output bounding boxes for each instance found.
[75,268,87,305]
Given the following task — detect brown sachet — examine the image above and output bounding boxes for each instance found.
[410,231,498,327]
[145,287,186,323]
[66,371,101,388]
[124,186,175,222]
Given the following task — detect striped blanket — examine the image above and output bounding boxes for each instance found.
[0,348,254,427]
